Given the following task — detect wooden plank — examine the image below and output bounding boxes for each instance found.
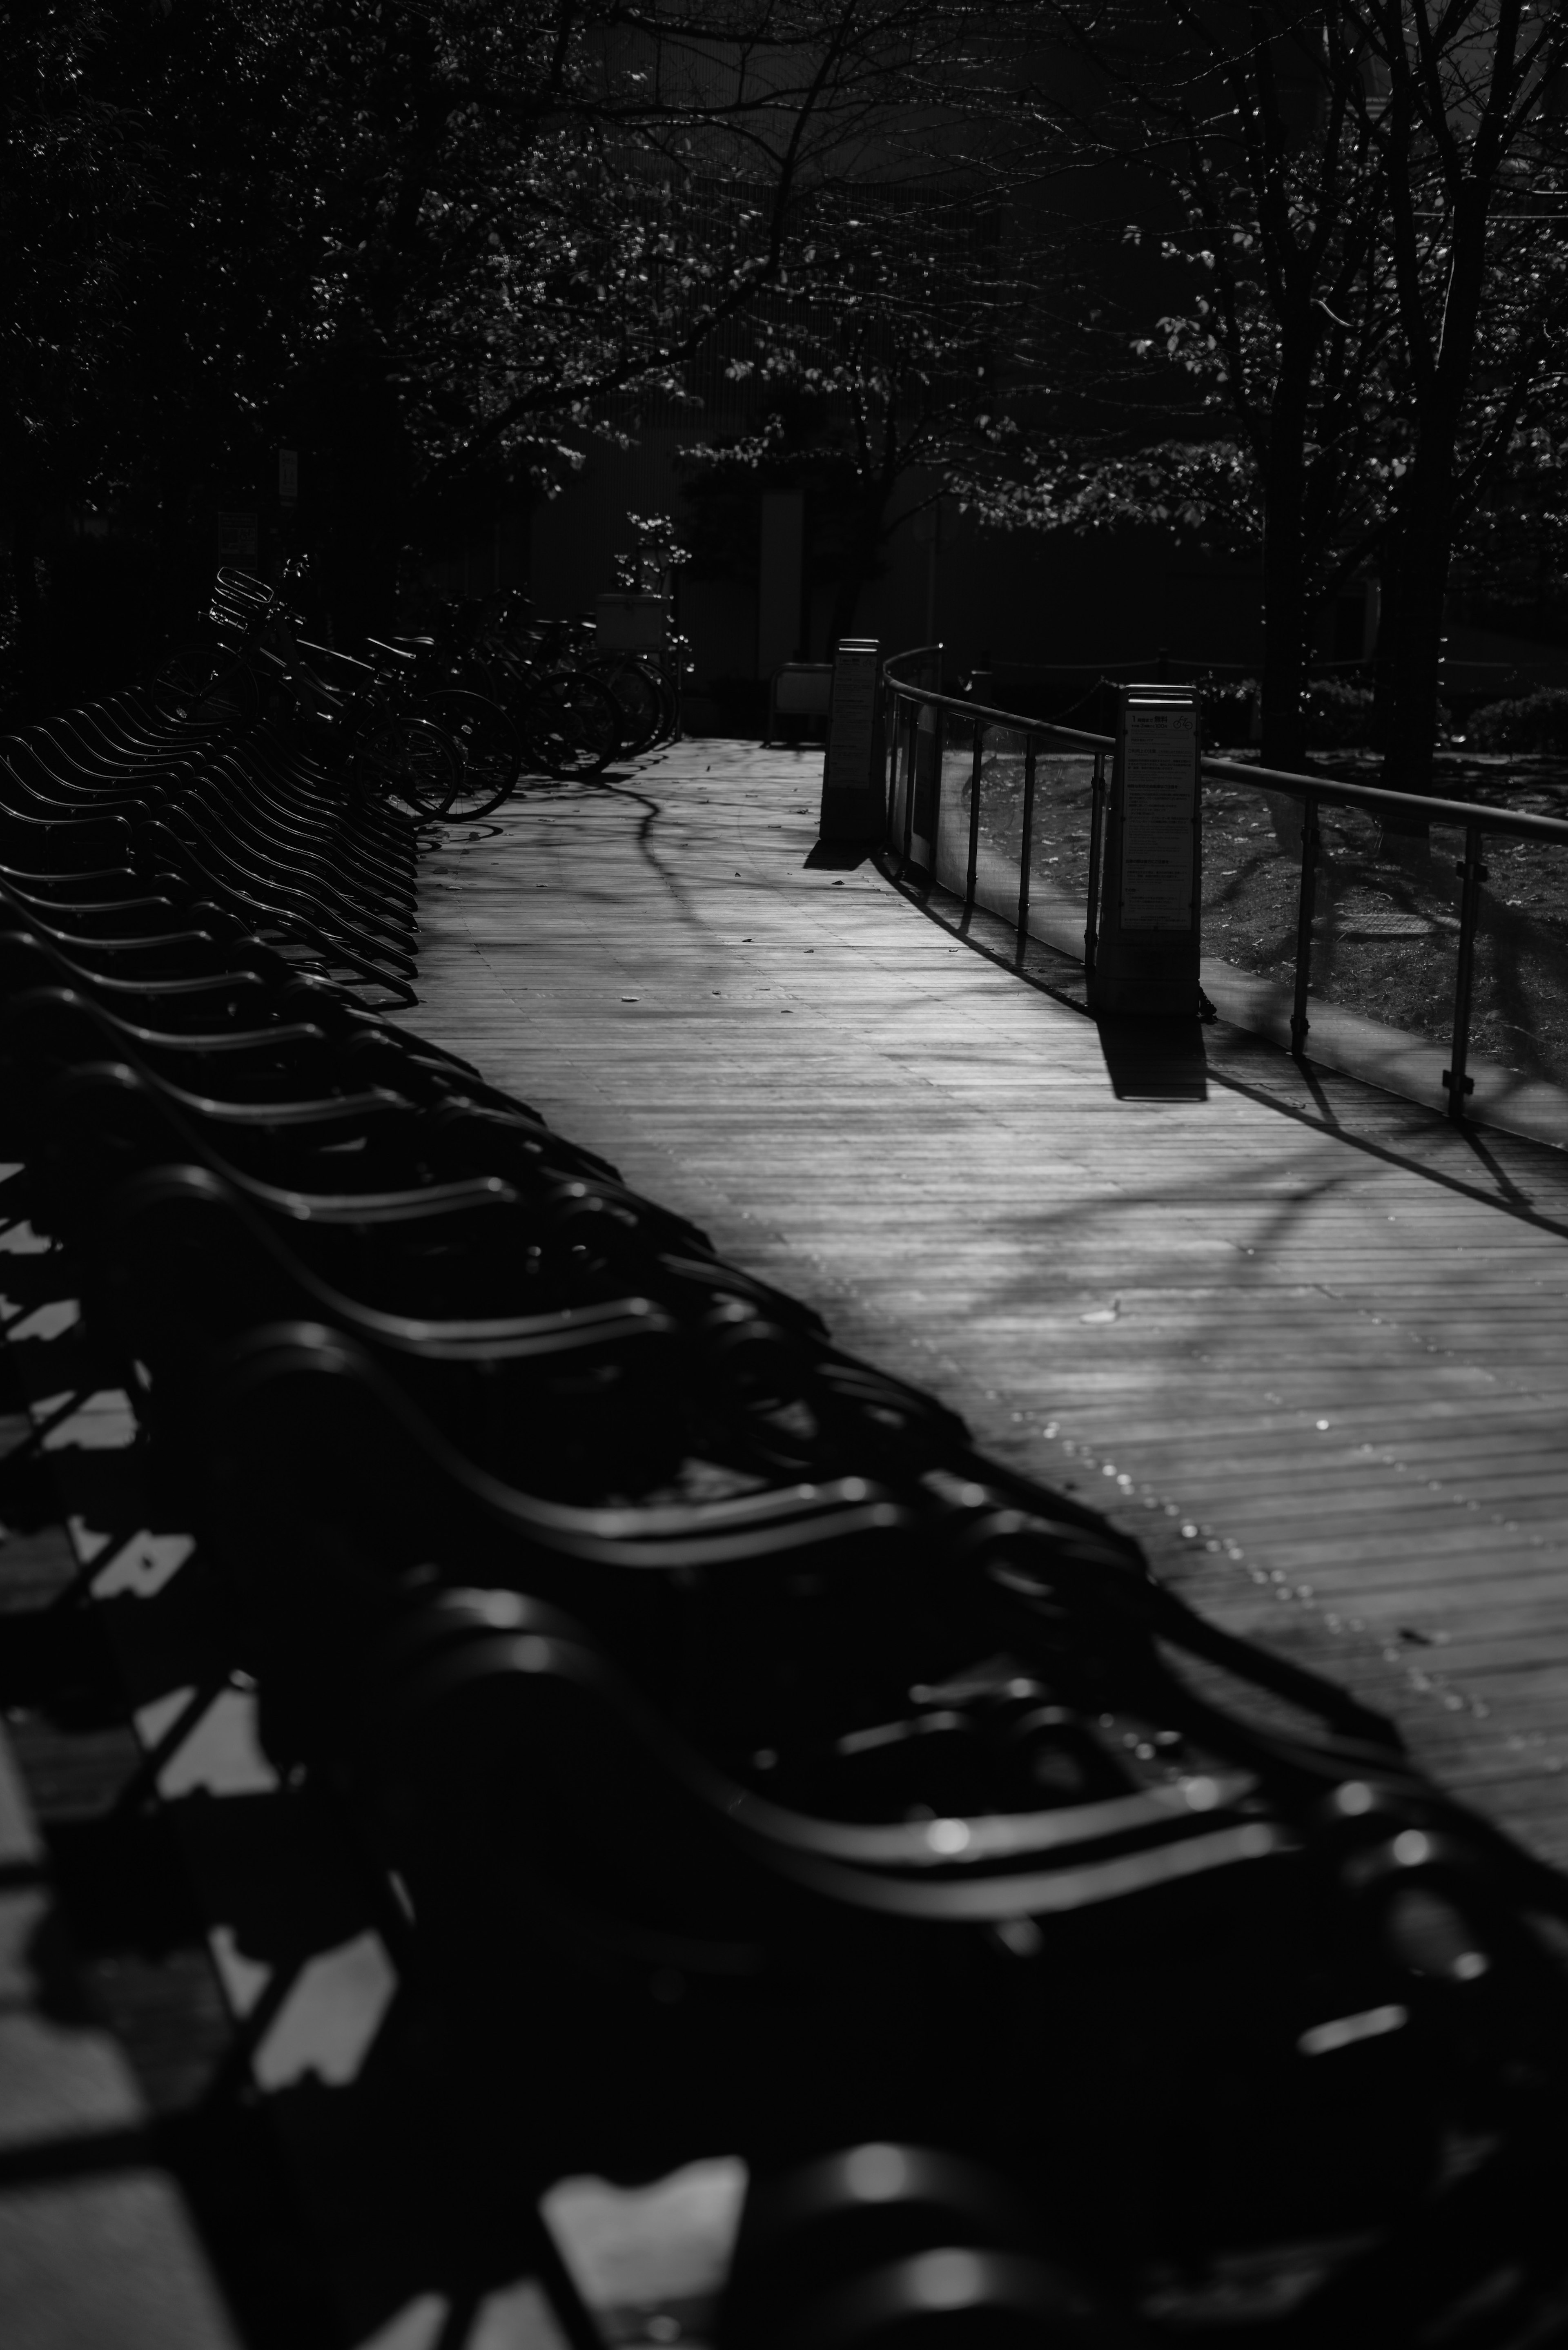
[406,745,1568,1869]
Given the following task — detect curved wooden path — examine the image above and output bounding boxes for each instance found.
[407,738,1568,1868]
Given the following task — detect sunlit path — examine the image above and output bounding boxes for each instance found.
[405,738,1568,1866]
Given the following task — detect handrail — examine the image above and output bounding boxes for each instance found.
[878,642,1568,1124]
[882,646,1568,848]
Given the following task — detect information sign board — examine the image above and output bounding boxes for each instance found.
[216,511,258,564]
[1087,682,1203,1017]
[818,638,884,841]
[824,643,879,794]
[1119,698,1198,930]
[595,593,667,650]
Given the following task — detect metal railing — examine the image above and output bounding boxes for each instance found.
[880,643,1568,1124]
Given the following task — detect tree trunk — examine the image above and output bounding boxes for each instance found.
[1258,527,1309,773]
[1378,436,1458,836]
[1256,371,1312,846]
[824,493,892,656]
[1374,161,1498,845]
[1368,525,1401,752]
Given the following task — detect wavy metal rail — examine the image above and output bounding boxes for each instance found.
[880,643,1568,1123]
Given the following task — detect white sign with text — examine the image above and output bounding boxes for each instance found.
[1119,701,1197,929]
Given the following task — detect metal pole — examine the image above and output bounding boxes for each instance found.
[884,687,901,839]
[1443,823,1486,1122]
[965,720,984,907]
[901,704,918,867]
[1083,749,1107,977]
[1016,737,1038,965]
[1290,792,1320,1058]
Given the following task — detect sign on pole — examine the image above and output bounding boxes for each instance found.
[1088,683,1202,1017]
[216,511,259,564]
[595,592,667,650]
[818,637,884,841]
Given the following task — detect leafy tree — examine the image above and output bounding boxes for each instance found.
[678,178,1066,650]
[1350,0,1568,795]
[1450,412,1568,644]
[0,4,161,709]
[3,0,977,687]
[1001,0,1568,798]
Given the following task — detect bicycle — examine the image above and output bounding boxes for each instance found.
[364,638,524,821]
[275,640,466,820]
[548,610,678,756]
[146,566,280,729]
[451,594,624,778]
[151,576,468,823]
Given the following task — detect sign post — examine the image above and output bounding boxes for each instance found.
[818,637,884,841]
[595,592,667,650]
[216,511,259,566]
[1088,683,1202,1018]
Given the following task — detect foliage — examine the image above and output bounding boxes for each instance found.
[1197,674,1259,747]
[611,513,692,591]
[1451,421,1568,645]
[1,0,977,693]
[1196,673,1382,749]
[1000,0,1568,785]
[0,3,167,706]
[0,5,156,477]
[1465,686,1568,754]
[1303,677,1376,747]
[678,178,1069,644]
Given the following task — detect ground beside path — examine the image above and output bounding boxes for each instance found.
[404,738,1568,1869]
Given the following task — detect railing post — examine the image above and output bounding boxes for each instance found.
[884,686,907,850]
[1290,791,1319,1057]
[965,721,984,907]
[1083,747,1107,977]
[820,638,883,844]
[1016,736,1038,965]
[901,704,918,867]
[1443,823,1486,1122]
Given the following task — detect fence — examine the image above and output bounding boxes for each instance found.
[881,643,1568,1126]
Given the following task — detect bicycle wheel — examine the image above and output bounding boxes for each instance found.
[592,655,665,756]
[522,669,622,778]
[146,644,258,728]
[644,659,681,747]
[413,690,523,820]
[353,714,463,816]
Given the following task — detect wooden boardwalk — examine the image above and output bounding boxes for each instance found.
[405,739,1568,1869]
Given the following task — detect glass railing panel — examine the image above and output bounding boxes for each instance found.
[1305,812,1465,1092]
[1198,780,1310,1034]
[931,710,978,897]
[1468,828,1568,1103]
[967,725,1032,929]
[886,697,914,847]
[1022,749,1099,959]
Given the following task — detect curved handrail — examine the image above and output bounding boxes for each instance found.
[882,643,1568,849]
[878,642,1568,1123]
